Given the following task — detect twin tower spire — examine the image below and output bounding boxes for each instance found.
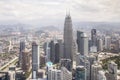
[64,10,74,64]
[66,9,71,17]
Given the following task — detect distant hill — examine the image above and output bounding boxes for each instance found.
[40,26,60,31]
[74,22,120,31]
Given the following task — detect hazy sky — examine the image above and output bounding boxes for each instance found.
[0,0,120,26]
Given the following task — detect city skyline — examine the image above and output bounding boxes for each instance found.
[0,0,120,26]
[0,1,120,80]
[0,13,120,80]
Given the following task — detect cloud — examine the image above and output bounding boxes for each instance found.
[0,0,119,26]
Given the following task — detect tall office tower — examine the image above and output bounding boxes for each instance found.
[64,13,74,62]
[32,42,40,79]
[91,29,97,46]
[44,42,51,62]
[19,41,25,67]
[105,36,111,50]
[76,53,85,66]
[40,54,46,68]
[89,40,92,51]
[47,69,63,80]
[91,63,102,80]
[43,42,48,55]
[73,41,77,68]
[47,47,51,62]
[85,60,90,80]
[118,40,120,51]
[57,40,64,60]
[75,66,87,80]
[55,42,60,63]
[80,33,88,56]
[76,53,90,80]
[97,39,103,52]
[61,67,72,80]
[98,70,106,80]
[49,40,55,63]
[77,31,83,53]
[114,40,119,52]
[88,55,97,80]
[21,50,30,72]
[106,61,117,80]
[60,59,72,71]
[76,53,80,66]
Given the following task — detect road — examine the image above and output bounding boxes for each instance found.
[0,57,18,71]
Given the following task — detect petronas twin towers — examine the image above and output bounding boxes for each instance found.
[64,13,74,62]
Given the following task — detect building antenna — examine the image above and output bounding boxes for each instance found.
[66,8,70,16]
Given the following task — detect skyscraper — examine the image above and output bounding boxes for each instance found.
[45,42,51,62]
[91,63,102,80]
[60,59,72,71]
[47,69,63,80]
[80,33,88,56]
[21,50,30,72]
[75,66,87,80]
[57,40,64,60]
[32,42,40,79]
[49,40,55,63]
[64,13,74,62]
[91,29,97,46]
[105,36,111,50]
[19,41,25,67]
[55,42,60,63]
[61,67,72,80]
[97,39,103,52]
[77,31,83,53]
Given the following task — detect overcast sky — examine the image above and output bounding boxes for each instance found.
[0,0,120,26]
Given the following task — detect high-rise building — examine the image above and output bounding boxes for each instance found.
[55,42,60,63]
[32,42,40,79]
[61,67,72,80]
[60,59,72,71]
[48,39,64,64]
[75,66,87,80]
[87,55,97,80]
[40,54,46,68]
[21,50,30,72]
[76,31,88,55]
[105,36,111,50]
[64,13,74,63]
[47,69,63,80]
[80,33,88,56]
[91,29,97,46]
[77,31,83,53]
[91,63,102,80]
[76,53,85,66]
[97,39,103,52]
[44,42,50,62]
[46,42,51,62]
[85,60,90,80]
[19,41,25,67]
[57,40,64,60]
[49,40,56,63]
[90,46,97,53]
[106,61,117,80]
